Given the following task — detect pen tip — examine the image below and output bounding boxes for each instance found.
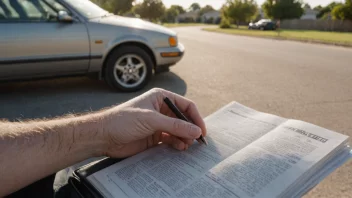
[201,136,208,146]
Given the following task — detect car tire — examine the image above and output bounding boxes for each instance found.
[260,27,264,31]
[104,45,153,92]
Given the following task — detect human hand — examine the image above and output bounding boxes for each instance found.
[100,88,207,158]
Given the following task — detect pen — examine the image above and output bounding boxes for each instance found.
[163,97,208,145]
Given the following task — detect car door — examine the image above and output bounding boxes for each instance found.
[0,0,90,80]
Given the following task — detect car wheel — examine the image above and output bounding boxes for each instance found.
[260,26,264,31]
[105,45,153,92]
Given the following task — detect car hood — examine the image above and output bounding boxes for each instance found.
[89,15,176,36]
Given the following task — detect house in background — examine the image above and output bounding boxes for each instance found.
[254,8,318,21]
[201,10,221,23]
[176,10,199,23]
[301,8,318,20]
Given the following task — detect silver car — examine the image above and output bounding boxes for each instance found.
[0,0,184,92]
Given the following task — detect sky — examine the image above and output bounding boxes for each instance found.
[162,0,343,9]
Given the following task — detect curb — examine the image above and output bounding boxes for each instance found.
[202,28,352,48]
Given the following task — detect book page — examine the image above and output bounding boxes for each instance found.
[197,120,349,198]
[87,102,287,198]
[289,147,351,198]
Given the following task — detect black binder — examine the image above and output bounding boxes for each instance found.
[69,158,126,198]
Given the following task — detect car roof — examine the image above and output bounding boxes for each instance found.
[258,19,272,23]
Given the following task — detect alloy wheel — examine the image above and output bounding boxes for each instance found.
[113,54,147,88]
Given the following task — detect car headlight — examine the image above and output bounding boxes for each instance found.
[168,36,178,47]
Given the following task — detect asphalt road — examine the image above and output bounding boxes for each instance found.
[1,26,352,197]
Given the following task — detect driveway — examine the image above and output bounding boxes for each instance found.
[1,26,352,197]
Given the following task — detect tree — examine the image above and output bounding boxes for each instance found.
[189,3,201,11]
[163,5,185,23]
[90,0,111,11]
[171,5,186,14]
[303,3,311,9]
[316,2,341,19]
[91,0,105,5]
[219,4,231,28]
[133,0,165,21]
[346,0,352,20]
[262,0,304,20]
[313,5,323,11]
[224,0,258,27]
[112,0,135,15]
[331,0,352,20]
[332,4,347,19]
[91,0,134,15]
[199,5,215,17]
[220,17,231,28]
[252,9,262,21]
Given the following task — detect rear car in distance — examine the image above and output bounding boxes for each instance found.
[249,19,277,31]
[0,0,185,92]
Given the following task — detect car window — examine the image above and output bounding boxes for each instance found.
[44,0,69,12]
[0,0,20,20]
[39,1,57,16]
[23,0,45,18]
[0,5,5,19]
[0,0,62,22]
[63,0,108,18]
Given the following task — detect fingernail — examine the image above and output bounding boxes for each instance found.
[173,142,179,149]
[189,125,201,138]
[179,142,185,150]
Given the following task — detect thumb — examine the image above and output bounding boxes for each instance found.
[151,113,202,139]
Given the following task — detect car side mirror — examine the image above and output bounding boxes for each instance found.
[58,11,73,23]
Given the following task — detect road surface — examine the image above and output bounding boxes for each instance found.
[174,27,352,198]
[1,26,352,197]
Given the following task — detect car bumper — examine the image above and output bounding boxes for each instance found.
[154,43,185,67]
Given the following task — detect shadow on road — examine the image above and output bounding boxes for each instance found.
[0,72,187,121]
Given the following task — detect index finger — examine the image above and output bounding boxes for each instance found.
[156,89,207,137]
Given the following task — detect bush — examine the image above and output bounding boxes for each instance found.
[178,17,195,23]
[215,17,222,24]
[184,17,195,23]
[220,17,231,28]
[196,16,202,23]
[206,17,214,24]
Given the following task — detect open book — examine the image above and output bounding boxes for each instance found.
[86,102,351,198]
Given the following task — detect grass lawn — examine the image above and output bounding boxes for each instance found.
[163,23,211,28]
[203,26,352,46]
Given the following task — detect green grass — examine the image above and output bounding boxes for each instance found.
[203,26,352,46]
[163,23,211,28]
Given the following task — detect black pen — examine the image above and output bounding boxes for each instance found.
[163,97,208,145]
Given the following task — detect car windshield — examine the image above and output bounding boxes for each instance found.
[257,19,271,24]
[62,0,109,18]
